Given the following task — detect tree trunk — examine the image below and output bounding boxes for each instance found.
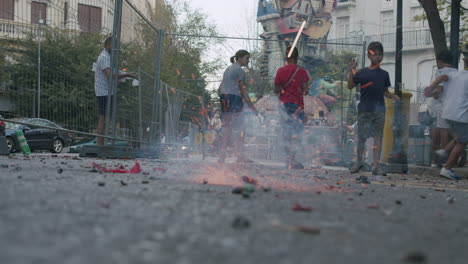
[418,0,448,56]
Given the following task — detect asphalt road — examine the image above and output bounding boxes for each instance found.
[0,154,467,264]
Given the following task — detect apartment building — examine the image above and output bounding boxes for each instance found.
[0,0,158,40]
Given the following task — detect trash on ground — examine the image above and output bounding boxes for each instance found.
[355,175,371,184]
[231,216,250,229]
[366,204,379,209]
[242,176,258,185]
[92,161,142,174]
[292,203,313,212]
[290,225,321,234]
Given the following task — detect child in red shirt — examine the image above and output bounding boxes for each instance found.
[274,46,310,169]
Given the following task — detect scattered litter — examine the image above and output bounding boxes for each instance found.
[347,197,354,201]
[366,204,379,209]
[1,164,8,168]
[419,195,426,199]
[153,167,167,172]
[395,200,402,205]
[100,202,110,209]
[336,180,345,185]
[242,193,250,199]
[92,161,142,174]
[358,192,363,196]
[232,187,243,194]
[355,175,371,184]
[290,226,320,234]
[232,185,255,195]
[262,187,271,192]
[57,168,63,174]
[292,203,313,212]
[446,196,455,204]
[120,180,128,186]
[242,176,258,185]
[434,189,445,192]
[98,182,105,187]
[403,252,427,263]
[231,216,250,229]
[202,180,208,184]
[141,180,149,184]
[390,184,396,187]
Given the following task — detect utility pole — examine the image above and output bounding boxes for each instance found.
[37,11,43,118]
[388,0,408,173]
[450,0,461,68]
[106,0,124,144]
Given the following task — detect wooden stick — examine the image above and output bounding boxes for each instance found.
[288,20,307,58]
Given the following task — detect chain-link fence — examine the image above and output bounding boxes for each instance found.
[164,30,367,163]
[0,0,176,153]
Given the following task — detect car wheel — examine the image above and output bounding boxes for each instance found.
[6,137,15,153]
[51,139,64,153]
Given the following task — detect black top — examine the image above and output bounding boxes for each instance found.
[353,67,391,112]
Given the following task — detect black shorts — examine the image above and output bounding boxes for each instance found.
[357,112,386,139]
[220,94,243,113]
[97,96,113,116]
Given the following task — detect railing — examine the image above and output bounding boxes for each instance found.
[0,19,42,39]
[0,19,85,40]
[330,29,468,52]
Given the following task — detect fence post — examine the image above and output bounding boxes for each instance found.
[138,67,143,143]
[152,29,164,145]
[201,87,206,160]
[106,0,124,144]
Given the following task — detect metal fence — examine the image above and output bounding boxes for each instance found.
[0,0,368,163]
[0,0,207,150]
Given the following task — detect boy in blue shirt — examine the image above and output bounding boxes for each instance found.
[347,42,399,175]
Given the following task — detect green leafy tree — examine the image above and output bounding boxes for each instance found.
[415,0,467,56]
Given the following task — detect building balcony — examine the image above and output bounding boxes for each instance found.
[0,19,43,40]
[336,0,356,9]
[329,29,468,53]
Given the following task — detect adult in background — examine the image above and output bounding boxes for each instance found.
[274,46,310,169]
[218,50,258,163]
[94,37,136,145]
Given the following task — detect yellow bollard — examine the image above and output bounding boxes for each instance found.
[382,90,413,162]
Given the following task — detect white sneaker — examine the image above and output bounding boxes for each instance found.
[440,167,461,180]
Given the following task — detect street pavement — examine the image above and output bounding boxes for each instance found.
[0,153,467,264]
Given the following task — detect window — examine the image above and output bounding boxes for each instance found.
[336,16,350,39]
[380,11,394,34]
[0,0,14,20]
[31,1,47,24]
[382,0,394,9]
[78,4,102,33]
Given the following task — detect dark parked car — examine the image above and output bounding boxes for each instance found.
[0,116,5,137]
[5,118,72,153]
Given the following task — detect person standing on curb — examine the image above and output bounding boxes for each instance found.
[94,37,136,145]
[347,42,400,176]
[274,46,310,169]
